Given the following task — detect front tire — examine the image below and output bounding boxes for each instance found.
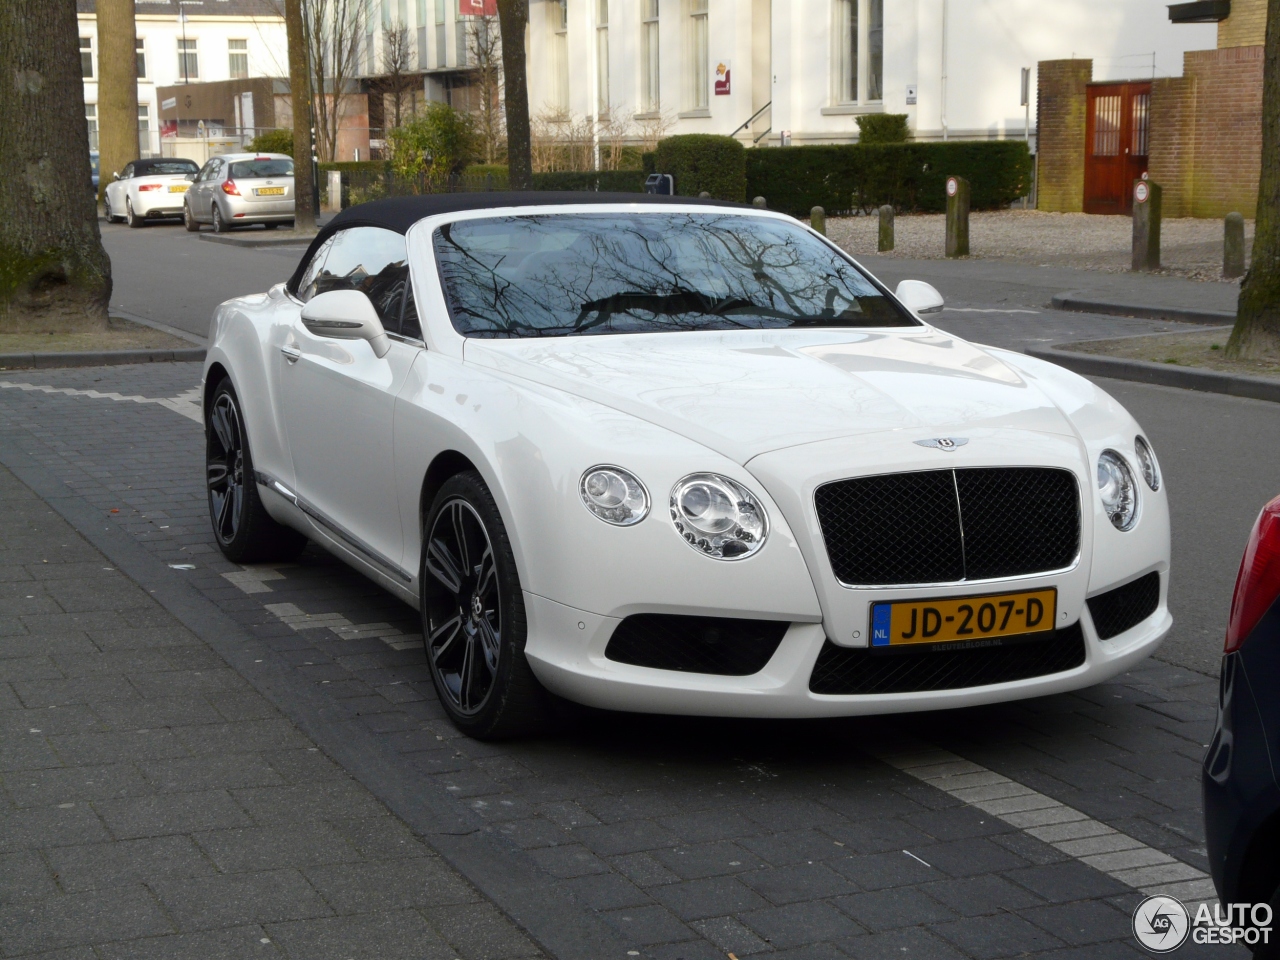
[421,472,550,739]
[126,198,143,228]
[103,195,115,223]
[183,202,200,232]
[206,381,307,564]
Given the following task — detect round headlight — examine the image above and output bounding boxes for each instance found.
[1097,450,1139,531]
[580,465,649,526]
[670,473,769,560]
[1134,435,1160,491]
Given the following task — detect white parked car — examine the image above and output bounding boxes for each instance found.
[103,157,200,227]
[202,194,1171,738]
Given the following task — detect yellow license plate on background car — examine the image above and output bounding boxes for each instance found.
[870,589,1057,650]
[255,187,285,196]
[168,184,189,193]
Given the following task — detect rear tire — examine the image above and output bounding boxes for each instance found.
[420,472,551,739]
[126,198,143,228]
[103,195,115,223]
[211,204,228,234]
[183,202,199,232]
[206,380,307,564]
[263,222,279,230]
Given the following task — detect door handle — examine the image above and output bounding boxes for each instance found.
[280,344,302,363]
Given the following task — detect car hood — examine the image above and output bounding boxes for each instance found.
[464,328,1079,464]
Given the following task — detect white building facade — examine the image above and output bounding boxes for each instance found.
[77,0,287,157]
[521,0,1217,146]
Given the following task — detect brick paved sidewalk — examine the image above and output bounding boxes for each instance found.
[0,463,542,960]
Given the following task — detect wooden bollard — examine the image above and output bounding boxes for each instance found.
[1224,212,1245,279]
[945,176,970,258]
[1132,179,1162,272]
[752,196,767,209]
[810,206,826,235]
[878,205,894,252]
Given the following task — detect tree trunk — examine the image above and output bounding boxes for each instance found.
[0,0,111,331]
[496,0,531,189]
[1228,0,1280,358]
[97,0,138,206]
[286,0,316,231]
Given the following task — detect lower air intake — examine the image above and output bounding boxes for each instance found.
[809,624,1087,695]
[605,614,789,676]
[1087,572,1160,640]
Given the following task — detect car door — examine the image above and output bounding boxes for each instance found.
[192,159,217,219]
[278,226,421,579]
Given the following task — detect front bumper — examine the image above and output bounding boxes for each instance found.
[524,587,1171,718]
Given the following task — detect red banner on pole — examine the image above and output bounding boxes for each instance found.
[458,0,497,15]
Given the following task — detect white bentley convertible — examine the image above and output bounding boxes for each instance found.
[202,194,1171,738]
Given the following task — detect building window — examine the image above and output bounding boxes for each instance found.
[642,0,660,112]
[456,17,468,66]
[597,0,609,115]
[136,38,146,78]
[435,0,446,68]
[85,103,98,151]
[551,0,569,114]
[178,37,198,80]
[416,0,427,67]
[228,39,248,79]
[689,0,708,109]
[835,0,883,105]
[138,103,150,155]
[80,37,93,78]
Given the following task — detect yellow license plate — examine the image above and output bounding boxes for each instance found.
[255,187,285,196]
[169,184,189,193]
[871,588,1057,650]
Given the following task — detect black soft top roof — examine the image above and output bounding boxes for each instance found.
[132,157,198,173]
[286,191,749,293]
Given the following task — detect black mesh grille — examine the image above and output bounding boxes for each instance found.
[605,614,789,676]
[815,468,1080,585]
[1088,572,1160,640]
[809,623,1086,695]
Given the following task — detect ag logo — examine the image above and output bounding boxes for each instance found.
[1133,895,1190,953]
[914,437,969,452]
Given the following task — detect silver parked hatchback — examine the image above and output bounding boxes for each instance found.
[183,152,295,233]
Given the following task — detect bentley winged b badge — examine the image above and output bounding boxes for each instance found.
[914,437,969,452]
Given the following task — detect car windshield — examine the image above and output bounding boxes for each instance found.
[433,213,918,338]
[228,158,293,178]
[143,161,198,175]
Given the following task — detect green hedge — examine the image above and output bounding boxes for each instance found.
[531,170,647,192]
[652,135,746,201]
[319,160,389,175]
[855,114,909,144]
[744,141,1033,217]
[248,128,294,157]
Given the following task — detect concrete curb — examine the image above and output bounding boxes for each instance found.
[1051,292,1236,326]
[1027,343,1280,404]
[198,231,316,247]
[0,347,206,370]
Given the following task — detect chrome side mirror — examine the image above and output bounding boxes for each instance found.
[895,280,945,316]
[184,172,197,181]
[299,289,390,358]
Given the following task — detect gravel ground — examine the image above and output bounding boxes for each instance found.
[826,209,1254,282]
[1061,327,1280,378]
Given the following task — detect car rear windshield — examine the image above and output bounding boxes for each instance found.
[143,161,198,175]
[433,213,917,338]
[228,159,294,178]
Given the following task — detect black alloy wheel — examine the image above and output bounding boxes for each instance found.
[205,381,306,563]
[421,472,550,738]
[183,202,199,232]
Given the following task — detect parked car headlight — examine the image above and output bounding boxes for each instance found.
[1097,450,1139,531]
[670,473,769,560]
[580,465,650,526]
[1134,435,1160,491]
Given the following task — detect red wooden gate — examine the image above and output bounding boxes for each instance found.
[1084,81,1151,215]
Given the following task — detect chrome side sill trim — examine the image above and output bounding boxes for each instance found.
[254,469,413,583]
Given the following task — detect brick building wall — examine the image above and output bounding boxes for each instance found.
[1218,0,1267,48]
[1036,59,1092,213]
[1150,46,1263,218]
